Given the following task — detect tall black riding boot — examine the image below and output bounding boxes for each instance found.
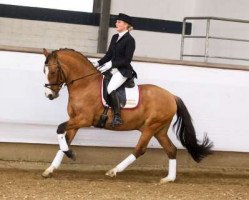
[109,91,123,127]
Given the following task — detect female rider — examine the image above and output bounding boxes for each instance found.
[92,13,137,127]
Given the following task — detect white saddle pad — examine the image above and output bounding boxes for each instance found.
[101,81,140,109]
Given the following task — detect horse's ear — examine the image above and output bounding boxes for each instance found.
[43,48,49,58]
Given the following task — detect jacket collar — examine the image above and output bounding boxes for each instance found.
[116,31,130,43]
[118,30,128,38]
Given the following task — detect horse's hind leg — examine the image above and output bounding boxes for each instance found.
[42,128,78,178]
[106,128,154,177]
[155,124,177,183]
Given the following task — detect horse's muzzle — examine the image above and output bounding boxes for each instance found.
[45,86,59,100]
[48,94,54,100]
[45,92,59,100]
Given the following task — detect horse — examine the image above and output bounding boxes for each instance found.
[41,48,213,183]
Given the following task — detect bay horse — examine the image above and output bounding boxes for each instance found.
[41,48,213,183]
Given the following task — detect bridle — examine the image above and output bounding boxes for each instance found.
[44,60,99,92]
[44,60,66,91]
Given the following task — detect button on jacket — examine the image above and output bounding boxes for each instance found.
[98,32,136,78]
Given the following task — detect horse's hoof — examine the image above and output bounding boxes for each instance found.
[64,150,76,161]
[42,170,52,178]
[70,151,76,161]
[159,177,176,184]
[42,166,55,178]
[105,168,118,177]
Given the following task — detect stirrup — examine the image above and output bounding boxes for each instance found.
[110,115,123,128]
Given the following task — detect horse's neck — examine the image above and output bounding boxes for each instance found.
[67,74,102,109]
[67,73,101,93]
[61,53,101,100]
[64,57,94,81]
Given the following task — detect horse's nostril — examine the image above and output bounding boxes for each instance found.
[48,94,54,100]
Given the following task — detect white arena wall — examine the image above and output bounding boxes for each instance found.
[0,51,249,153]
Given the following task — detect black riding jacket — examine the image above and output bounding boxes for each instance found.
[98,32,136,78]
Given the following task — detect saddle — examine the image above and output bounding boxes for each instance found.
[102,70,138,108]
[96,70,140,128]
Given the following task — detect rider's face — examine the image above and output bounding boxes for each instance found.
[115,20,128,33]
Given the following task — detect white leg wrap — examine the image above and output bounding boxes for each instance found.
[160,159,177,183]
[116,154,136,172]
[57,134,69,151]
[166,159,177,180]
[42,150,65,177]
[51,150,65,169]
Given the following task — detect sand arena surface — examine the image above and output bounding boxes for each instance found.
[0,161,249,200]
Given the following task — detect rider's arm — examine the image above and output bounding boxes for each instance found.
[98,35,116,66]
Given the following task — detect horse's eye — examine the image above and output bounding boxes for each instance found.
[50,71,56,75]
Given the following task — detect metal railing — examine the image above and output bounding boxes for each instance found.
[180,16,249,63]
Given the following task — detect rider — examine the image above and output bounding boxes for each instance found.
[92,13,137,127]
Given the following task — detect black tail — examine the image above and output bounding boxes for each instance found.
[173,97,213,162]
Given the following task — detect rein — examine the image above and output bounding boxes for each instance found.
[65,71,99,86]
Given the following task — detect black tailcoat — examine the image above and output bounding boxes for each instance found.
[98,32,136,78]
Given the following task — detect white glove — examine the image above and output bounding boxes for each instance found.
[98,61,112,73]
[91,61,99,68]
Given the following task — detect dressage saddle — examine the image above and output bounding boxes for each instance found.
[96,70,136,128]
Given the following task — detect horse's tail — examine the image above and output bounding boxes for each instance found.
[173,96,213,162]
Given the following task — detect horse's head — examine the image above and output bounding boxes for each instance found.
[43,48,66,100]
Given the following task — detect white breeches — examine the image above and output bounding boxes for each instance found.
[107,68,127,94]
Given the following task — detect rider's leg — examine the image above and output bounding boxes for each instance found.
[107,69,127,127]
[107,69,127,94]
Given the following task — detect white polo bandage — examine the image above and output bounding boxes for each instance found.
[51,150,64,169]
[116,154,136,172]
[167,159,177,179]
[57,134,69,151]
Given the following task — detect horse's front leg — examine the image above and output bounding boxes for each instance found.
[56,121,78,161]
[42,117,90,178]
[54,118,90,159]
[42,128,78,178]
